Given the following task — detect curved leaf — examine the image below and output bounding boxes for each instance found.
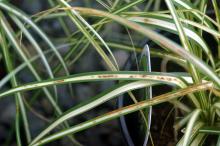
[30,82,212,146]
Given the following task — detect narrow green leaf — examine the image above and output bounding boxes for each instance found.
[177,122,204,146]
[10,14,58,98]
[199,127,220,134]
[182,109,202,146]
[0,16,31,143]
[0,12,79,144]
[58,0,119,71]
[0,71,196,99]
[30,81,158,145]
[0,2,70,77]
[71,7,220,87]
[31,82,212,146]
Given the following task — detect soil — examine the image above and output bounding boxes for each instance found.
[150,103,176,146]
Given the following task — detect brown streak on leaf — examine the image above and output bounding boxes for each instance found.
[56,79,65,83]
[98,75,117,78]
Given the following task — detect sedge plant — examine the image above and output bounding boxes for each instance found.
[0,0,220,146]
